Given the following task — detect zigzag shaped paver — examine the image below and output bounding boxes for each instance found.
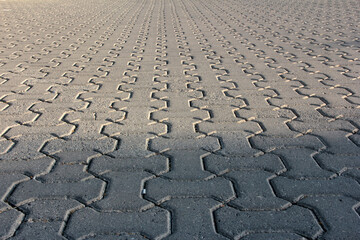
[0,0,359,239]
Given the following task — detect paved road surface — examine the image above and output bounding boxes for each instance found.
[0,0,360,239]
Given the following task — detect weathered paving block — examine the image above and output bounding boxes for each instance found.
[11,221,66,240]
[216,132,261,156]
[197,120,261,134]
[299,196,360,240]
[226,170,289,210]
[37,164,92,183]
[0,134,53,160]
[150,108,210,121]
[272,176,360,201]
[315,131,360,155]
[214,205,322,239]
[92,171,154,211]
[240,233,307,240]
[84,233,148,240]
[250,134,325,152]
[89,155,168,175]
[41,137,117,155]
[149,136,220,152]
[203,153,285,174]
[0,173,30,210]
[8,178,106,206]
[272,148,333,179]
[19,199,82,221]
[64,207,170,239]
[315,152,360,173]
[0,157,54,176]
[13,199,82,239]
[341,168,360,182]
[161,150,214,180]
[102,122,166,136]
[145,177,235,204]
[0,208,25,239]
[161,198,227,239]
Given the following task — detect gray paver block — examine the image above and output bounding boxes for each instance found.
[11,221,66,240]
[226,170,289,210]
[299,196,360,240]
[92,171,153,211]
[240,233,307,240]
[145,177,235,204]
[0,208,24,239]
[64,207,169,239]
[1,0,360,238]
[273,148,334,179]
[162,150,213,180]
[9,178,105,206]
[214,205,322,239]
[203,153,285,174]
[161,198,227,239]
[315,152,360,172]
[89,155,168,175]
[19,199,82,220]
[272,176,360,201]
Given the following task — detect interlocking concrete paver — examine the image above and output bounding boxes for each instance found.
[0,0,359,238]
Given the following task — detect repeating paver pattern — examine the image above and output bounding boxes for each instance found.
[0,0,359,239]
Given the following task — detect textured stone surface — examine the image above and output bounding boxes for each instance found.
[0,0,359,238]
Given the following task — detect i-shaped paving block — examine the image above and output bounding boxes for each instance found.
[161,150,214,180]
[203,153,285,174]
[315,152,360,173]
[299,195,360,240]
[214,205,322,239]
[161,198,227,239]
[145,177,235,204]
[226,170,289,210]
[240,232,307,240]
[89,154,168,175]
[272,148,333,179]
[8,178,106,206]
[0,208,25,239]
[14,199,82,239]
[91,171,154,211]
[64,207,170,239]
[272,176,360,202]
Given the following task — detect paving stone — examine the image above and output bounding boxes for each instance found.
[273,149,334,179]
[214,205,322,239]
[64,207,170,239]
[162,150,213,180]
[145,177,235,204]
[203,153,285,174]
[89,155,168,175]
[92,171,154,211]
[1,0,360,238]
[0,174,29,210]
[299,196,360,240]
[161,198,227,239]
[0,157,54,177]
[240,232,307,240]
[149,136,220,152]
[226,170,289,210]
[315,152,360,173]
[250,134,325,152]
[19,199,82,221]
[9,178,106,206]
[11,221,66,240]
[272,176,360,201]
[0,208,25,239]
